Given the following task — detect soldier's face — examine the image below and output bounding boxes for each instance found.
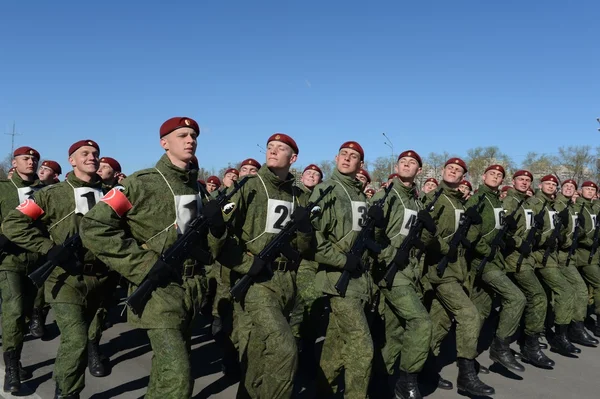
[335,149,362,175]
[512,176,532,193]
[499,191,508,199]
[561,183,576,197]
[223,172,238,187]
[160,127,197,164]
[356,173,368,185]
[239,165,258,177]
[13,155,38,176]
[266,141,297,169]
[458,184,470,194]
[302,169,321,189]
[582,187,597,200]
[540,181,557,196]
[443,164,465,185]
[365,190,374,198]
[395,157,421,180]
[206,182,217,193]
[482,170,504,189]
[97,162,116,181]
[422,181,437,193]
[69,146,99,174]
[37,166,56,184]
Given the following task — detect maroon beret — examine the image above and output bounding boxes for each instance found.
[8,167,15,172]
[561,179,578,189]
[41,160,62,175]
[512,170,533,180]
[582,181,598,190]
[388,173,400,180]
[425,177,439,185]
[69,139,100,156]
[365,188,375,195]
[160,117,199,138]
[13,146,40,160]
[485,164,505,176]
[541,175,559,184]
[206,176,221,187]
[240,158,261,169]
[459,180,472,190]
[501,185,512,192]
[224,168,239,177]
[357,168,371,183]
[304,164,323,176]
[398,150,423,167]
[267,133,299,154]
[100,157,122,173]
[339,141,364,161]
[445,157,468,173]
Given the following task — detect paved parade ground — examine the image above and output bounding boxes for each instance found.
[2,304,600,399]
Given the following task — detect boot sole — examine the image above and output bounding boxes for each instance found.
[458,386,495,396]
[520,355,554,369]
[490,353,525,373]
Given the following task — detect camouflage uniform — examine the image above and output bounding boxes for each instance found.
[310,169,374,399]
[576,197,600,320]
[2,173,110,397]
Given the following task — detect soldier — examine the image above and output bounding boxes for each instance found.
[467,165,526,373]
[555,179,598,346]
[372,150,434,399]
[0,147,44,393]
[6,167,15,179]
[239,158,261,176]
[420,177,438,195]
[365,187,375,199]
[421,157,494,396]
[356,168,371,190]
[458,179,472,199]
[300,164,323,191]
[576,181,600,337]
[206,176,221,193]
[97,157,122,189]
[310,141,377,399]
[2,140,112,398]
[502,170,555,368]
[217,133,310,398]
[80,117,226,398]
[222,168,239,189]
[519,174,583,356]
[38,160,62,186]
[499,185,511,200]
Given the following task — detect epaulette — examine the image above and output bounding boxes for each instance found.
[128,168,159,179]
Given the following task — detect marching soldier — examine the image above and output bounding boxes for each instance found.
[38,160,62,185]
[2,140,112,398]
[80,117,226,398]
[364,187,375,199]
[97,157,122,189]
[356,168,371,190]
[239,158,261,176]
[0,147,44,393]
[222,168,239,189]
[206,176,221,193]
[421,177,438,195]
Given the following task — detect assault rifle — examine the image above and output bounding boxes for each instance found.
[334,183,394,297]
[436,194,485,277]
[566,202,585,267]
[542,202,567,267]
[229,185,334,302]
[516,202,546,272]
[28,234,82,288]
[476,198,524,275]
[589,213,600,263]
[126,177,249,316]
[382,188,442,288]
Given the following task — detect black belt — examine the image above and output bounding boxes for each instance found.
[272,260,297,272]
[81,262,109,276]
[182,264,205,278]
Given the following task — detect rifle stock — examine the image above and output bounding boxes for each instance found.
[28,234,81,288]
[566,202,585,267]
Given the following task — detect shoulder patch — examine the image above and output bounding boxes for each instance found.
[101,187,133,217]
[16,199,44,220]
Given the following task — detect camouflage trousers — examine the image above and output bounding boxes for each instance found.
[560,265,588,323]
[429,280,481,359]
[579,264,600,314]
[380,284,432,374]
[0,270,37,351]
[290,261,320,340]
[511,266,547,336]
[318,296,373,399]
[471,270,526,339]
[536,266,575,325]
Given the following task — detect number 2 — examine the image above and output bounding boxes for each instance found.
[273,205,289,229]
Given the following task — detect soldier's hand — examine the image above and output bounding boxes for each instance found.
[146,259,180,284]
[247,256,267,277]
[291,206,312,233]
[460,236,472,249]
[392,248,410,267]
[203,200,226,237]
[343,254,364,273]
[504,235,516,250]
[446,245,458,262]
[367,206,385,228]
[46,245,72,266]
[558,208,570,226]
[533,212,545,228]
[465,207,483,225]
[518,242,532,256]
[417,210,436,234]
[504,214,518,232]
[577,213,585,228]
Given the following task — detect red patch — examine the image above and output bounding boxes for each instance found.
[101,188,132,217]
[16,199,45,220]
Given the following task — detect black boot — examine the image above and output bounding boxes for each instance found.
[87,339,108,377]
[521,333,555,369]
[475,360,489,374]
[3,351,21,393]
[15,345,32,381]
[595,319,600,338]
[54,386,81,399]
[551,324,581,355]
[489,336,525,372]
[420,355,453,390]
[456,358,495,396]
[395,370,422,399]
[569,321,599,347]
[29,307,47,339]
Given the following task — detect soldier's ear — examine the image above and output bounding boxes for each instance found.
[11,159,17,168]
[289,153,298,165]
[415,167,422,176]
[359,160,365,169]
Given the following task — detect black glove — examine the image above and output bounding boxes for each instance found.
[465,207,483,225]
[518,242,532,256]
[460,236,472,249]
[504,214,518,232]
[343,254,364,273]
[392,248,410,267]
[417,210,436,234]
[203,200,226,237]
[558,208,570,226]
[446,245,458,262]
[291,206,312,233]
[577,213,585,229]
[247,256,267,278]
[145,259,180,284]
[367,206,385,228]
[504,235,516,250]
[0,235,9,251]
[413,239,426,251]
[46,245,72,266]
[533,212,545,228]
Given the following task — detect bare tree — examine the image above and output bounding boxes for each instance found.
[557,145,594,184]
[317,159,336,180]
[0,153,12,179]
[465,146,515,187]
[521,152,560,182]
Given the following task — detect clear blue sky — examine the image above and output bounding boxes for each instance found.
[1,1,598,175]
